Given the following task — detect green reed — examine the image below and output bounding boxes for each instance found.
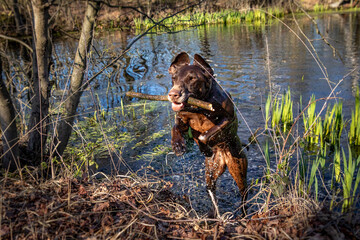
[281,88,293,132]
[322,101,344,147]
[264,140,271,178]
[341,147,360,212]
[271,95,282,130]
[265,94,271,130]
[265,88,293,133]
[330,102,344,146]
[313,4,328,12]
[133,8,285,31]
[349,88,360,145]
[263,88,360,214]
[330,146,360,212]
[303,95,322,144]
[267,7,284,18]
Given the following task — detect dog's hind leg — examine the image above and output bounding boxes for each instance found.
[205,149,226,218]
[225,150,248,215]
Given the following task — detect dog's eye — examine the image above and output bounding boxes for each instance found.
[189,82,202,93]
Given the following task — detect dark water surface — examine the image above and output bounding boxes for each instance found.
[56,12,360,214]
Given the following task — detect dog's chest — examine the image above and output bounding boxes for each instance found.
[178,111,214,133]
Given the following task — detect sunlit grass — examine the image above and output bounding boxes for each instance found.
[133,8,286,31]
[64,99,170,175]
[265,88,293,133]
[341,147,360,212]
[263,86,360,213]
[349,88,360,146]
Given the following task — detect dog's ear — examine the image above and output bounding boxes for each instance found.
[169,52,190,75]
[194,54,214,77]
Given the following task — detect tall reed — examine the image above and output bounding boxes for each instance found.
[349,88,360,145]
[281,88,293,132]
[341,147,360,212]
[303,95,322,145]
[265,88,293,133]
[133,8,286,31]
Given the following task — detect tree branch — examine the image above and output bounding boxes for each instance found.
[125,91,214,111]
[0,33,33,53]
[84,0,205,88]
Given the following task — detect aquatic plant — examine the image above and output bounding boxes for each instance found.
[349,88,360,145]
[265,94,271,130]
[281,88,293,132]
[133,8,285,31]
[265,88,293,133]
[313,4,328,12]
[341,147,360,212]
[271,95,282,131]
[330,101,344,146]
[321,101,343,147]
[303,95,322,144]
[64,100,169,175]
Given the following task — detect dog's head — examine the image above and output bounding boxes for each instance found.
[168,52,214,112]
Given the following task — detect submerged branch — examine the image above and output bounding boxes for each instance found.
[125,91,214,111]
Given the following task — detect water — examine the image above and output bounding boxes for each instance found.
[55,12,360,214]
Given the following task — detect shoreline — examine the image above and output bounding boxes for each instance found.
[1,2,359,38]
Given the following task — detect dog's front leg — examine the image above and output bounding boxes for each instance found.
[171,115,188,156]
[198,118,231,144]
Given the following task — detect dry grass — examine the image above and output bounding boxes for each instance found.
[1,170,359,239]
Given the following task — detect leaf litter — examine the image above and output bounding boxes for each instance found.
[1,174,359,239]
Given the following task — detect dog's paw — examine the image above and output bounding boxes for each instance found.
[171,140,186,156]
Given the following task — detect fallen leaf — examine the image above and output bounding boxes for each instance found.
[79,185,87,195]
[93,201,109,212]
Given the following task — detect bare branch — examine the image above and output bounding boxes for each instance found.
[125,91,214,111]
[0,33,33,53]
[85,0,205,88]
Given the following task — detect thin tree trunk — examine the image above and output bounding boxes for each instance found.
[52,0,100,158]
[27,0,51,162]
[0,57,19,170]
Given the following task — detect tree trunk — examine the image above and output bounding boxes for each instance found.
[52,0,100,158]
[0,57,19,170]
[27,0,51,162]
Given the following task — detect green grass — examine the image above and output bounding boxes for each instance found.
[265,88,294,133]
[349,88,360,145]
[263,87,360,212]
[64,99,170,175]
[133,8,286,31]
[313,4,329,12]
[341,147,360,212]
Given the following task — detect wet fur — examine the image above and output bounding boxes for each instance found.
[167,52,248,215]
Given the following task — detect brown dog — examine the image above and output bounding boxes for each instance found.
[167,52,248,215]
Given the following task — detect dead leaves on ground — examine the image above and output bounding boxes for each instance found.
[1,176,359,239]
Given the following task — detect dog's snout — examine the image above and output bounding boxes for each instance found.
[168,89,181,100]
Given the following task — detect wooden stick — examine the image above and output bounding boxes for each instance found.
[125,91,214,111]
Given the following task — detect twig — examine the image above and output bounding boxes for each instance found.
[125,91,215,111]
[85,0,205,87]
[126,199,217,223]
[0,33,33,53]
[294,2,344,62]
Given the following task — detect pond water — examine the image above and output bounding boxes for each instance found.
[56,11,360,215]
